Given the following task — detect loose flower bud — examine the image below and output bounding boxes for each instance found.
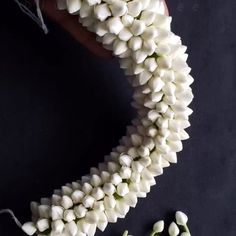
[168,222,180,236]
[153,220,164,233]
[175,211,188,226]
[22,222,37,236]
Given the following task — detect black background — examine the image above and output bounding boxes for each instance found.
[0,1,236,235]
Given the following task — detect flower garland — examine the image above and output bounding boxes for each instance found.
[22,0,194,235]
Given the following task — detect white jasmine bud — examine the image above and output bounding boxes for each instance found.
[105,209,118,223]
[79,2,93,18]
[74,204,88,218]
[51,206,64,220]
[153,220,164,233]
[97,211,108,231]
[128,36,142,51]
[146,125,158,137]
[162,82,176,96]
[119,28,133,41]
[82,183,93,194]
[101,171,110,183]
[120,58,132,69]
[103,183,116,196]
[107,17,124,35]
[94,3,111,21]
[52,194,62,206]
[179,129,190,140]
[137,145,150,157]
[163,152,177,163]
[109,1,127,17]
[144,58,157,72]
[61,196,73,209]
[130,171,141,183]
[127,0,142,17]
[123,192,138,207]
[148,77,165,92]
[139,179,151,193]
[102,33,116,45]
[64,209,76,222]
[86,0,101,6]
[129,182,140,193]
[51,219,65,233]
[93,201,105,211]
[156,101,168,114]
[104,195,116,209]
[141,168,153,181]
[168,140,183,152]
[171,101,188,113]
[113,39,128,56]
[157,56,172,69]
[110,173,122,185]
[133,64,145,75]
[156,43,171,55]
[117,182,129,196]
[66,0,81,14]
[71,190,85,204]
[168,222,180,236]
[72,181,81,190]
[85,210,99,224]
[22,222,37,236]
[147,110,160,122]
[131,133,142,146]
[119,154,132,167]
[120,166,132,179]
[77,219,90,234]
[172,57,188,71]
[175,211,188,226]
[66,221,78,236]
[91,187,105,200]
[30,201,39,216]
[132,49,147,64]
[140,10,156,26]
[148,164,163,176]
[137,70,152,85]
[161,70,175,83]
[115,201,130,217]
[38,205,50,218]
[87,223,97,236]
[121,15,134,27]
[143,39,156,56]
[167,132,180,142]
[108,162,120,173]
[143,29,158,43]
[82,195,95,208]
[131,161,144,173]
[40,198,51,205]
[90,174,102,187]
[131,19,146,36]
[36,219,49,232]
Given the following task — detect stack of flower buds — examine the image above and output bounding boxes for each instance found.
[22,0,194,235]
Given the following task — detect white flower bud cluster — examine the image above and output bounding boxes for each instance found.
[22,0,194,235]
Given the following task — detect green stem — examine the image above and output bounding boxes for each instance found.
[183,224,191,235]
[150,232,161,236]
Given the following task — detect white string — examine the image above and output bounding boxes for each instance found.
[0,209,22,229]
[35,0,49,34]
[14,0,49,34]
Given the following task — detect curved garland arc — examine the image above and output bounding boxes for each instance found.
[22,0,194,235]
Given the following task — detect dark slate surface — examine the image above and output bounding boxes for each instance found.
[0,1,236,235]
